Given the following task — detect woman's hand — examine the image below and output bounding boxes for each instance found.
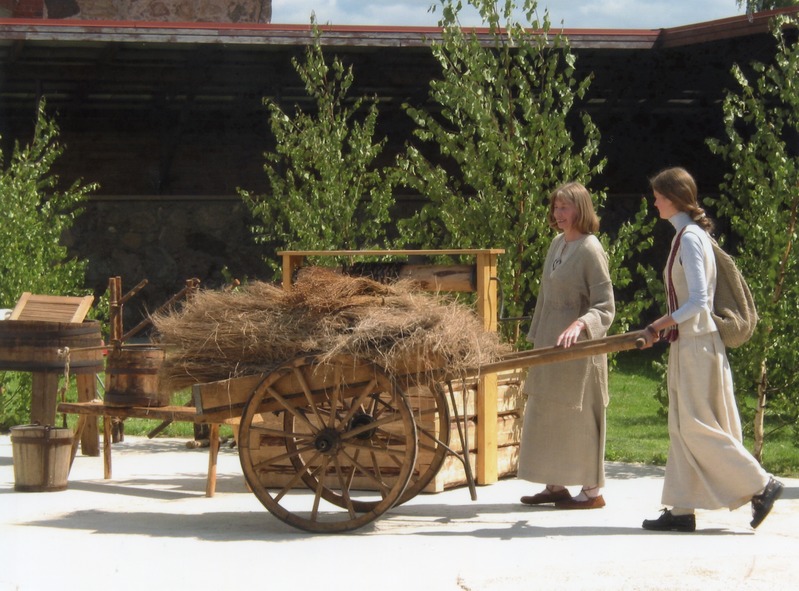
[638,324,660,349]
[556,320,585,348]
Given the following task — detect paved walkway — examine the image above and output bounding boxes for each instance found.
[1,434,797,591]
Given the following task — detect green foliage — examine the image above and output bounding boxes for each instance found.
[240,23,395,279]
[737,0,799,13]
[706,15,799,440]
[0,102,97,428]
[606,351,669,465]
[394,0,653,343]
[601,198,658,335]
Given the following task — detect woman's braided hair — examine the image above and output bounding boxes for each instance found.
[649,167,715,233]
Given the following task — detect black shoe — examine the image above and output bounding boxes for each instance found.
[751,477,784,529]
[642,509,696,532]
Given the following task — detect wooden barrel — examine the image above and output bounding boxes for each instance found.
[0,320,104,374]
[104,346,168,407]
[10,424,73,492]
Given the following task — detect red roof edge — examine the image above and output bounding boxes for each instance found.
[0,8,795,49]
[658,6,799,48]
[0,16,657,36]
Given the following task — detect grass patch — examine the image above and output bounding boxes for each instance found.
[607,349,669,466]
[607,348,799,477]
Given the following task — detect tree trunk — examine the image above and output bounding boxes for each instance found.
[753,357,768,461]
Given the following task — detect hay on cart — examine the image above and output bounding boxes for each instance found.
[152,266,510,392]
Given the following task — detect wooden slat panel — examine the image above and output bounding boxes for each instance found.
[9,292,94,323]
[192,374,265,417]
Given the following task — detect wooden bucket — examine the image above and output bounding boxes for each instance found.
[0,319,104,374]
[10,424,73,492]
[104,346,168,407]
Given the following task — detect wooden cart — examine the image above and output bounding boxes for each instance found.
[59,331,645,534]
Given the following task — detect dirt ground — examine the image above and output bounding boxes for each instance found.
[1,434,798,591]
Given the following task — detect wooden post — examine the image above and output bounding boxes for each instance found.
[475,252,499,485]
[281,253,304,290]
[68,415,88,469]
[108,276,123,348]
[206,423,220,497]
[30,372,60,426]
[75,373,100,456]
[103,416,113,479]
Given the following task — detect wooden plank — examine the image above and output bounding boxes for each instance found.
[57,400,237,424]
[193,357,385,417]
[192,374,265,418]
[425,445,520,493]
[443,371,525,417]
[9,292,94,323]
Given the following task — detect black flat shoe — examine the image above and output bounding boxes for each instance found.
[751,477,784,529]
[642,509,696,533]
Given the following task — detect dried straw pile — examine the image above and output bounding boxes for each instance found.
[152,266,510,392]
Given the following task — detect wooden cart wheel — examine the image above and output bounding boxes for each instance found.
[238,355,418,533]
[284,377,451,511]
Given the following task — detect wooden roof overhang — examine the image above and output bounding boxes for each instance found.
[1,8,794,115]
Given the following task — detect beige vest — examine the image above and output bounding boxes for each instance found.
[665,225,718,337]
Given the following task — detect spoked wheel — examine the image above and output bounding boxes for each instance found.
[238,355,418,533]
[284,377,451,512]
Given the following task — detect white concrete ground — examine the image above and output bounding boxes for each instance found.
[1,434,797,591]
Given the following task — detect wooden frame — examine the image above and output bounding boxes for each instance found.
[10,292,94,323]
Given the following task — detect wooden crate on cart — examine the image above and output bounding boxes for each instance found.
[420,368,525,492]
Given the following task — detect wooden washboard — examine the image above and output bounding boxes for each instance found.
[9,292,94,323]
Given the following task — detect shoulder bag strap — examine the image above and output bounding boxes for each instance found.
[663,227,687,343]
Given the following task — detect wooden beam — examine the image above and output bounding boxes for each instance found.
[475,251,499,485]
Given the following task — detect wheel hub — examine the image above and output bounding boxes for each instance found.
[349,412,376,440]
[314,427,341,454]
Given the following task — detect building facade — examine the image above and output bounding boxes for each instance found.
[1,8,796,325]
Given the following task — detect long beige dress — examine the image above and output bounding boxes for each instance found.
[661,217,768,509]
[517,233,615,487]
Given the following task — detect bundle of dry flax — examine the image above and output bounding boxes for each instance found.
[152,266,509,392]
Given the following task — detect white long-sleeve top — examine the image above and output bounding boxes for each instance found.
[668,212,709,324]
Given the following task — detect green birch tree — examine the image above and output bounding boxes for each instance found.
[0,102,96,427]
[707,15,799,458]
[241,23,395,278]
[395,0,654,341]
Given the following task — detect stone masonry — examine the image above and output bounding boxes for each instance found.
[40,0,272,22]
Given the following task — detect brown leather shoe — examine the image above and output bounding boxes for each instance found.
[555,495,606,510]
[520,488,571,505]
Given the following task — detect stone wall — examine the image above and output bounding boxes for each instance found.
[63,197,272,331]
[41,0,272,22]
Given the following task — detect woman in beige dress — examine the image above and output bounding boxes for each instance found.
[517,182,615,510]
[639,167,782,532]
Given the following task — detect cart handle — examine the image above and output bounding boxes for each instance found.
[476,331,647,375]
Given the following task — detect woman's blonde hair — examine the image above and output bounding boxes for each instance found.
[649,167,714,233]
[547,182,600,234]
